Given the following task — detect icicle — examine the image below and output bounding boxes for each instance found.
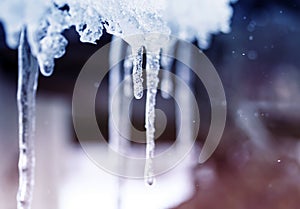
[17,28,39,209]
[132,46,144,99]
[38,57,54,77]
[144,50,161,186]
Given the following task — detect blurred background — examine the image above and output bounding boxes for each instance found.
[1,0,300,208]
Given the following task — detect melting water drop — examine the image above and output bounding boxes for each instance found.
[38,58,54,77]
[132,46,144,99]
[38,34,68,77]
[146,175,155,186]
[17,28,39,209]
[144,50,161,185]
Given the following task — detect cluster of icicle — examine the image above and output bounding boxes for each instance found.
[0,0,236,208]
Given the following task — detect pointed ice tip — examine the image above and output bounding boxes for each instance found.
[134,91,143,99]
[145,176,155,186]
[38,59,54,77]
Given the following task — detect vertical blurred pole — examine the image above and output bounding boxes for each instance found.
[175,41,194,153]
[108,37,130,209]
[17,28,39,209]
[121,45,133,151]
[109,37,123,152]
[160,39,176,99]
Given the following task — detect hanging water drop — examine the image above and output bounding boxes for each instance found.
[146,175,155,186]
[132,46,144,99]
[38,57,54,77]
[144,50,161,186]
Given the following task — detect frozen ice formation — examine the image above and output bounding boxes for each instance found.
[0,0,237,206]
[0,0,170,76]
[0,0,236,75]
[165,0,236,48]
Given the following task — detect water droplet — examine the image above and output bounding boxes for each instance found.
[249,35,253,41]
[39,59,54,76]
[146,176,155,186]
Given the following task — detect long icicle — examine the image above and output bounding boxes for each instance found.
[144,50,161,185]
[17,28,39,209]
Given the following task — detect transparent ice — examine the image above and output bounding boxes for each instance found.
[0,0,236,207]
[144,51,161,185]
[132,46,144,99]
[17,28,39,209]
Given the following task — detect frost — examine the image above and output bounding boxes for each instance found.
[0,0,236,75]
[165,0,235,48]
